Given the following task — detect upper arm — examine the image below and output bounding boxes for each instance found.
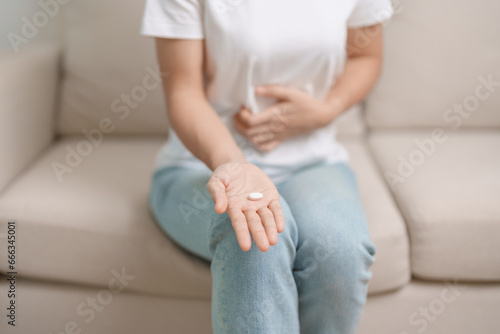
[346,24,384,59]
[141,0,206,99]
[155,38,206,98]
[345,0,393,59]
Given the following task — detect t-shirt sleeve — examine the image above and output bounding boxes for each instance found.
[346,0,394,28]
[140,0,204,39]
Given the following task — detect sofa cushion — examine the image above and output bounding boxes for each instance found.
[359,280,500,334]
[365,0,500,128]
[0,137,212,299]
[333,104,367,136]
[339,137,411,293]
[2,277,500,334]
[369,130,500,281]
[0,136,409,297]
[0,275,212,334]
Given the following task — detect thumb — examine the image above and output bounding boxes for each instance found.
[207,178,228,214]
[255,85,294,101]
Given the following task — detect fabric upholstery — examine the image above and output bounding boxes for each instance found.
[56,0,168,135]
[0,275,212,334]
[340,137,411,293]
[365,0,500,128]
[359,280,500,334]
[369,130,500,281]
[2,276,499,334]
[334,104,367,136]
[0,43,60,193]
[0,137,212,299]
[0,136,409,296]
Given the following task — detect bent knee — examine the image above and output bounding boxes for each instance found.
[208,199,298,261]
[297,235,376,286]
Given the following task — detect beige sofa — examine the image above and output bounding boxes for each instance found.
[1,0,499,333]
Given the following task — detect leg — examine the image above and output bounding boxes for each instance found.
[149,166,219,261]
[276,161,376,334]
[149,167,301,334]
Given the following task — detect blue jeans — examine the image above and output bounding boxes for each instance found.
[149,161,376,334]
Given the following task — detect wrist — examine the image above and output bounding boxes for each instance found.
[313,99,342,128]
[209,151,247,171]
[321,96,346,125]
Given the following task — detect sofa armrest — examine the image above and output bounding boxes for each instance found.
[0,43,61,193]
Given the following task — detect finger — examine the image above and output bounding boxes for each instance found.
[251,131,275,145]
[233,107,250,130]
[207,178,228,214]
[249,103,291,130]
[252,130,279,145]
[236,106,275,127]
[233,115,250,137]
[256,140,281,152]
[235,106,252,118]
[234,116,274,139]
[268,199,285,233]
[257,207,278,246]
[249,126,275,139]
[228,208,252,252]
[244,210,270,252]
[268,107,291,132]
[256,85,294,101]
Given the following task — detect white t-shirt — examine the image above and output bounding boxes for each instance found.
[140,0,393,183]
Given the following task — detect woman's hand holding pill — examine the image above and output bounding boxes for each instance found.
[207,161,285,253]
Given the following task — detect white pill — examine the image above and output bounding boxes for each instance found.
[247,192,263,200]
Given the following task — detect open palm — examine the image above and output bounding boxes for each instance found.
[207,162,285,252]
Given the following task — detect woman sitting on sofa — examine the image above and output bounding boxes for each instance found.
[141,0,394,333]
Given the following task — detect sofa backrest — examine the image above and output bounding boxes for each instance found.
[55,0,500,136]
[56,0,168,135]
[366,0,500,129]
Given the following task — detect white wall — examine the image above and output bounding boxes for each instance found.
[0,0,61,52]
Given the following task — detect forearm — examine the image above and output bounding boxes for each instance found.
[155,38,246,171]
[167,89,246,170]
[322,54,382,121]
